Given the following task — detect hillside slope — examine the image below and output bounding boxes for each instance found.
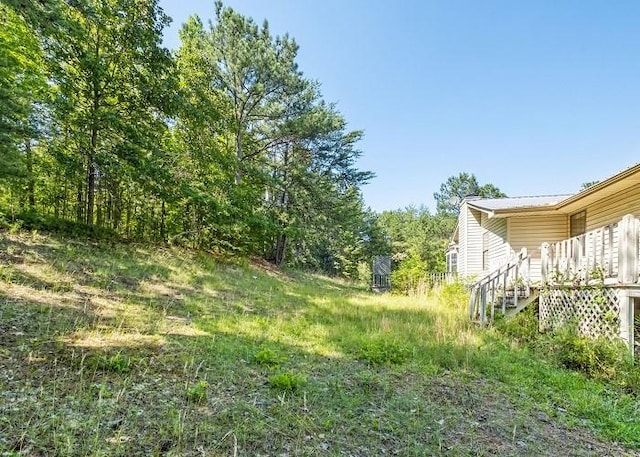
[0,232,638,456]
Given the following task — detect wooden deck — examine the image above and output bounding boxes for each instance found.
[539,214,640,355]
[469,213,639,356]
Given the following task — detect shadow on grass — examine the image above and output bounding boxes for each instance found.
[0,234,173,290]
[1,232,638,456]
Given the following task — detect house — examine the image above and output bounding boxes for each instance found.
[447,162,640,282]
[447,194,570,281]
[447,162,640,355]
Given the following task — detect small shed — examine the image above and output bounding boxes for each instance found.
[372,256,391,292]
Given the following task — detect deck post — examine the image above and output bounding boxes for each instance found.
[617,214,639,285]
[541,242,550,284]
[618,289,634,354]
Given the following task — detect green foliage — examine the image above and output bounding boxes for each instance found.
[621,366,640,395]
[390,251,428,294]
[551,325,628,379]
[433,172,506,216]
[9,211,118,240]
[376,207,456,294]
[354,338,410,366]
[0,4,46,180]
[495,312,640,394]
[0,0,375,276]
[86,352,132,374]
[494,306,541,344]
[253,347,283,368]
[185,380,209,403]
[268,371,307,392]
[434,282,469,308]
[356,261,372,285]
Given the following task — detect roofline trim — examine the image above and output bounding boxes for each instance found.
[555,163,640,209]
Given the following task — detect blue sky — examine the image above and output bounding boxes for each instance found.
[159,0,640,213]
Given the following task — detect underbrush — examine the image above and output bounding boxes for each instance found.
[0,211,119,241]
[495,306,640,395]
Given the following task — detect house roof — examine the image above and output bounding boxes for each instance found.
[555,162,640,212]
[465,194,573,218]
[466,195,571,212]
[462,162,640,218]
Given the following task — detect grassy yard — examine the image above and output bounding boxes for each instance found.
[0,231,638,456]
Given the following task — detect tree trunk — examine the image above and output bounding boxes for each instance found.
[87,28,100,226]
[125,198,132,238]
[86,127,97,226]
[234,129,243,184]
[76,181,84,222]
[96,184,103,227]
[25,140,35,210]
[160,200,166,242]
[274,232,287,266]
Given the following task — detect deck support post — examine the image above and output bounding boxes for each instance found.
[541,242,550,285]
[618,289,634,355]
[618,214,639,285]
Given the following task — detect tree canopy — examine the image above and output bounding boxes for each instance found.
[2,1,512,284]
[0,0,379,277]
[433,172,506,216]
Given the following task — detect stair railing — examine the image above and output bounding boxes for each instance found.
[468,248,531,324]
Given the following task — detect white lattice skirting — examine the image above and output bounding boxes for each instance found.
[539,287,621,340]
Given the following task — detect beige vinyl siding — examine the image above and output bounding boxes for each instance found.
[508,215,567,281]
[458,204,467,275]
[465,208,483,276]
[481,214,508,272]
[583,182,640,231]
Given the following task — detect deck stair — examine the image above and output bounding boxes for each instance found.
[469,248,538,324]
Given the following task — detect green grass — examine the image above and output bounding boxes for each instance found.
[0,230,638,456]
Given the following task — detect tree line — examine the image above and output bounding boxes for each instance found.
[1,0,506,281]
[0,0,392,277]
[376,174,505,292]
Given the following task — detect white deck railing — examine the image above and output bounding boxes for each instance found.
[541,214,640,285]
[469,248,532,323]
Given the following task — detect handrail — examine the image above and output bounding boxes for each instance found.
[541,214,640,286]
[468,247,531,323]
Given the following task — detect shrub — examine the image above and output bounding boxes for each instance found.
[357,261,372,286]
[494,306,540,344]
[552,325,628,379]
[435,282,469,308]
[390,252,428,295]
[620,365,640,395]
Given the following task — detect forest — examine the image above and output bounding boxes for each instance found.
[1,0,503,284]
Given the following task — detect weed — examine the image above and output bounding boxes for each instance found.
[0,231,639,456]
[253,347,283,368]
[435,281,469,308]
[355,338,410,366]
[552,325,629,379]
[185,380,209,403]
[495,306,540,344]
[390,252,428,295]
[268,371,307,392]
[86,352,133,373]
[90,382,113,399]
